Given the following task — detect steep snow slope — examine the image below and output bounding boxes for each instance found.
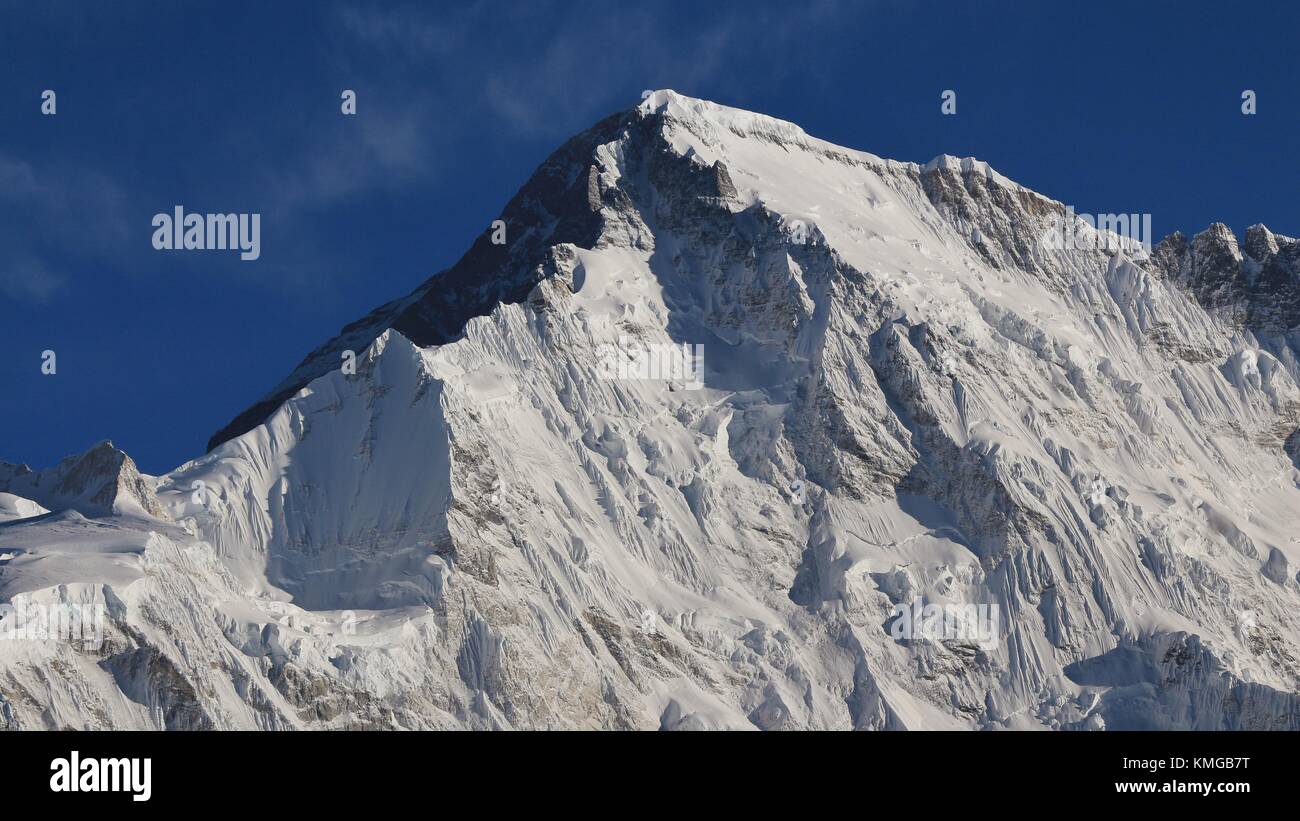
[0,493,47,523]
[2,91,1299,730]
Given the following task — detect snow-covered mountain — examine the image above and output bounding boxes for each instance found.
[3,90,1299,730]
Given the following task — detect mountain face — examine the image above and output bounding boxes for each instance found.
[4,90,1300,730]
[205,111,630,453]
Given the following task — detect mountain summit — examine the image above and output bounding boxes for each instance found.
[3,91,1299,730]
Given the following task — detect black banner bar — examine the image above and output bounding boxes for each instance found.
[5,730,1287,809]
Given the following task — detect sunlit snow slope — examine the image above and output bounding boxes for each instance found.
[3,91,1299,730]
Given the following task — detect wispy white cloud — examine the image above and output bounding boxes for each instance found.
[0,0,857,307]
[0,254,66,303]
[0,153,130,304]
[336,1,479,60]
[333,0,844,140]
[262,98,438,215]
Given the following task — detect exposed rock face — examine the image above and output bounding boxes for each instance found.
[1152,222,1300,336]
[2,91,1299,730]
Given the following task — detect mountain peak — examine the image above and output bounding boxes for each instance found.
[921,153,1018,188]
[7,91,1300,731]
[209,92,1297,454]
[0,440,166,520]
[639,88,814,140]
[1244,223,1281,259]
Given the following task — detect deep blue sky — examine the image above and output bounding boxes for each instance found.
[2,0,1297,474]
